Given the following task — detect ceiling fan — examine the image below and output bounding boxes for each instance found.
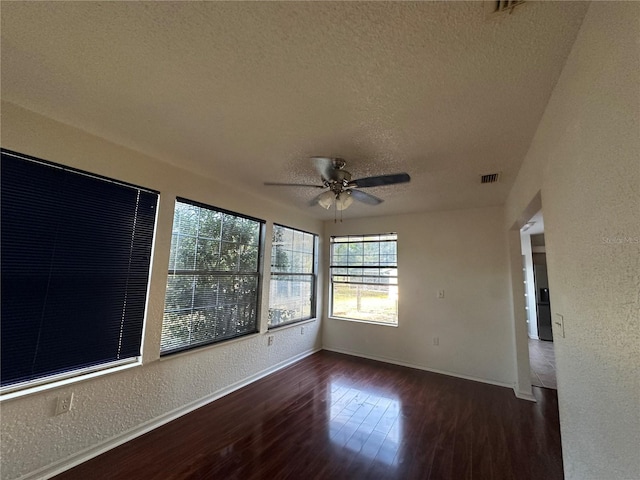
[264,157,410,211]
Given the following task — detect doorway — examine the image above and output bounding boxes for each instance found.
[520,213,557,390]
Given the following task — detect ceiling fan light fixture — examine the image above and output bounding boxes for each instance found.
[336,191,353,211]
[317,190,335,209]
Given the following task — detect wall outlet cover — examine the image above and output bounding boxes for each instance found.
[55,393,74,415]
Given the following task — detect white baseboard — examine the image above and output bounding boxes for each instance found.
[22,347,320,480]
[322,347,514,389]
[514,389,537,402]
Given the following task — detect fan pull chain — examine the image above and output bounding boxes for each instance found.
[333,196,343,223]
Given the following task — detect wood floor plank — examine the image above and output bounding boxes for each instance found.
[53,351,564,480]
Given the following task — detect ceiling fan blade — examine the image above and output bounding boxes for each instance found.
[264,182,325,188]
[349,189,383,205]
[348,173,411,188]
[311,157,340,182]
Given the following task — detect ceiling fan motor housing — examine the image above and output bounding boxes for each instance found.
[327,169,352,192]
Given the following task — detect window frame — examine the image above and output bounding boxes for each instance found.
[160,197,265,356]
[268,224,318,329]
[1,149,158,396]
[329,233,398,326]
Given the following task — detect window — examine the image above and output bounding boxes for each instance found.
[160,198,264,354]
[1,149,158,393]
[268,225,317,328]
[330,233,398,325]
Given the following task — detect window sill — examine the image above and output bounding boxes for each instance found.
[0,359,141,402]
[267,317,317,332]
[328,316,398,328]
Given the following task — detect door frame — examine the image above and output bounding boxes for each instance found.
[507,192,544,401]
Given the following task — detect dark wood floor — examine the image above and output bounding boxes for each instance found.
[54,351,563,480]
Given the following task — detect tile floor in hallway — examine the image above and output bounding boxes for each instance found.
[529,338,557,389]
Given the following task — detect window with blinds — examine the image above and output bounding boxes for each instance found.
[160,198,264,354]
[1,150,158,393]
[330,233,398,325]
[268,225,317,328]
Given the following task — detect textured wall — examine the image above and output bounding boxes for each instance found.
[505,3,640,479]
[322,206,515,386]
[0,102,323,480]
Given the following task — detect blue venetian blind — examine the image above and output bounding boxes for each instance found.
[1,150,158,389]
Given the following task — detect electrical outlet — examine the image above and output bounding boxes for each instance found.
[437,289,445,299]
[300,326,305,335]
[433,337,439,346]
[267,335,274,346]
[55,392,74,415]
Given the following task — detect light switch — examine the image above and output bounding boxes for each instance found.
[554,314,565,338]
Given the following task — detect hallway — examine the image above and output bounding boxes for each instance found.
[529,339,557,389]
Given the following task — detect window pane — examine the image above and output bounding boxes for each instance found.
[268,225,317,327]
[195,238,220,270]
[332,254,348,266]
[333,243,348,257]
[302,232,314,253]
[380,254,397,267]
[269,274,313,327]
[330,233,398,325]
[218,240,239,270]
[331,283,398,324]
[239,245,259,271]
[161,310,195,352]
[174,202,198,236]
[173,234,197,270]
[193,275,219,308]
[165,274,195,310]
[160,199,264,355]
[191,308,217,345]
[198,209,222,240]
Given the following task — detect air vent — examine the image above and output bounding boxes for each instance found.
[480,172,501,184]
[485,0,525,17]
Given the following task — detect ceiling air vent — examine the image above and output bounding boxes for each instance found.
[485,0,525,17]
[480,172,501,184]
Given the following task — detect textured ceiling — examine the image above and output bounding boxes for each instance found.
[1,1,589,219]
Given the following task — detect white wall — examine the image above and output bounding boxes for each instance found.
[322,206,516,387]
[0,102,324,480]
[504,3,640,479]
